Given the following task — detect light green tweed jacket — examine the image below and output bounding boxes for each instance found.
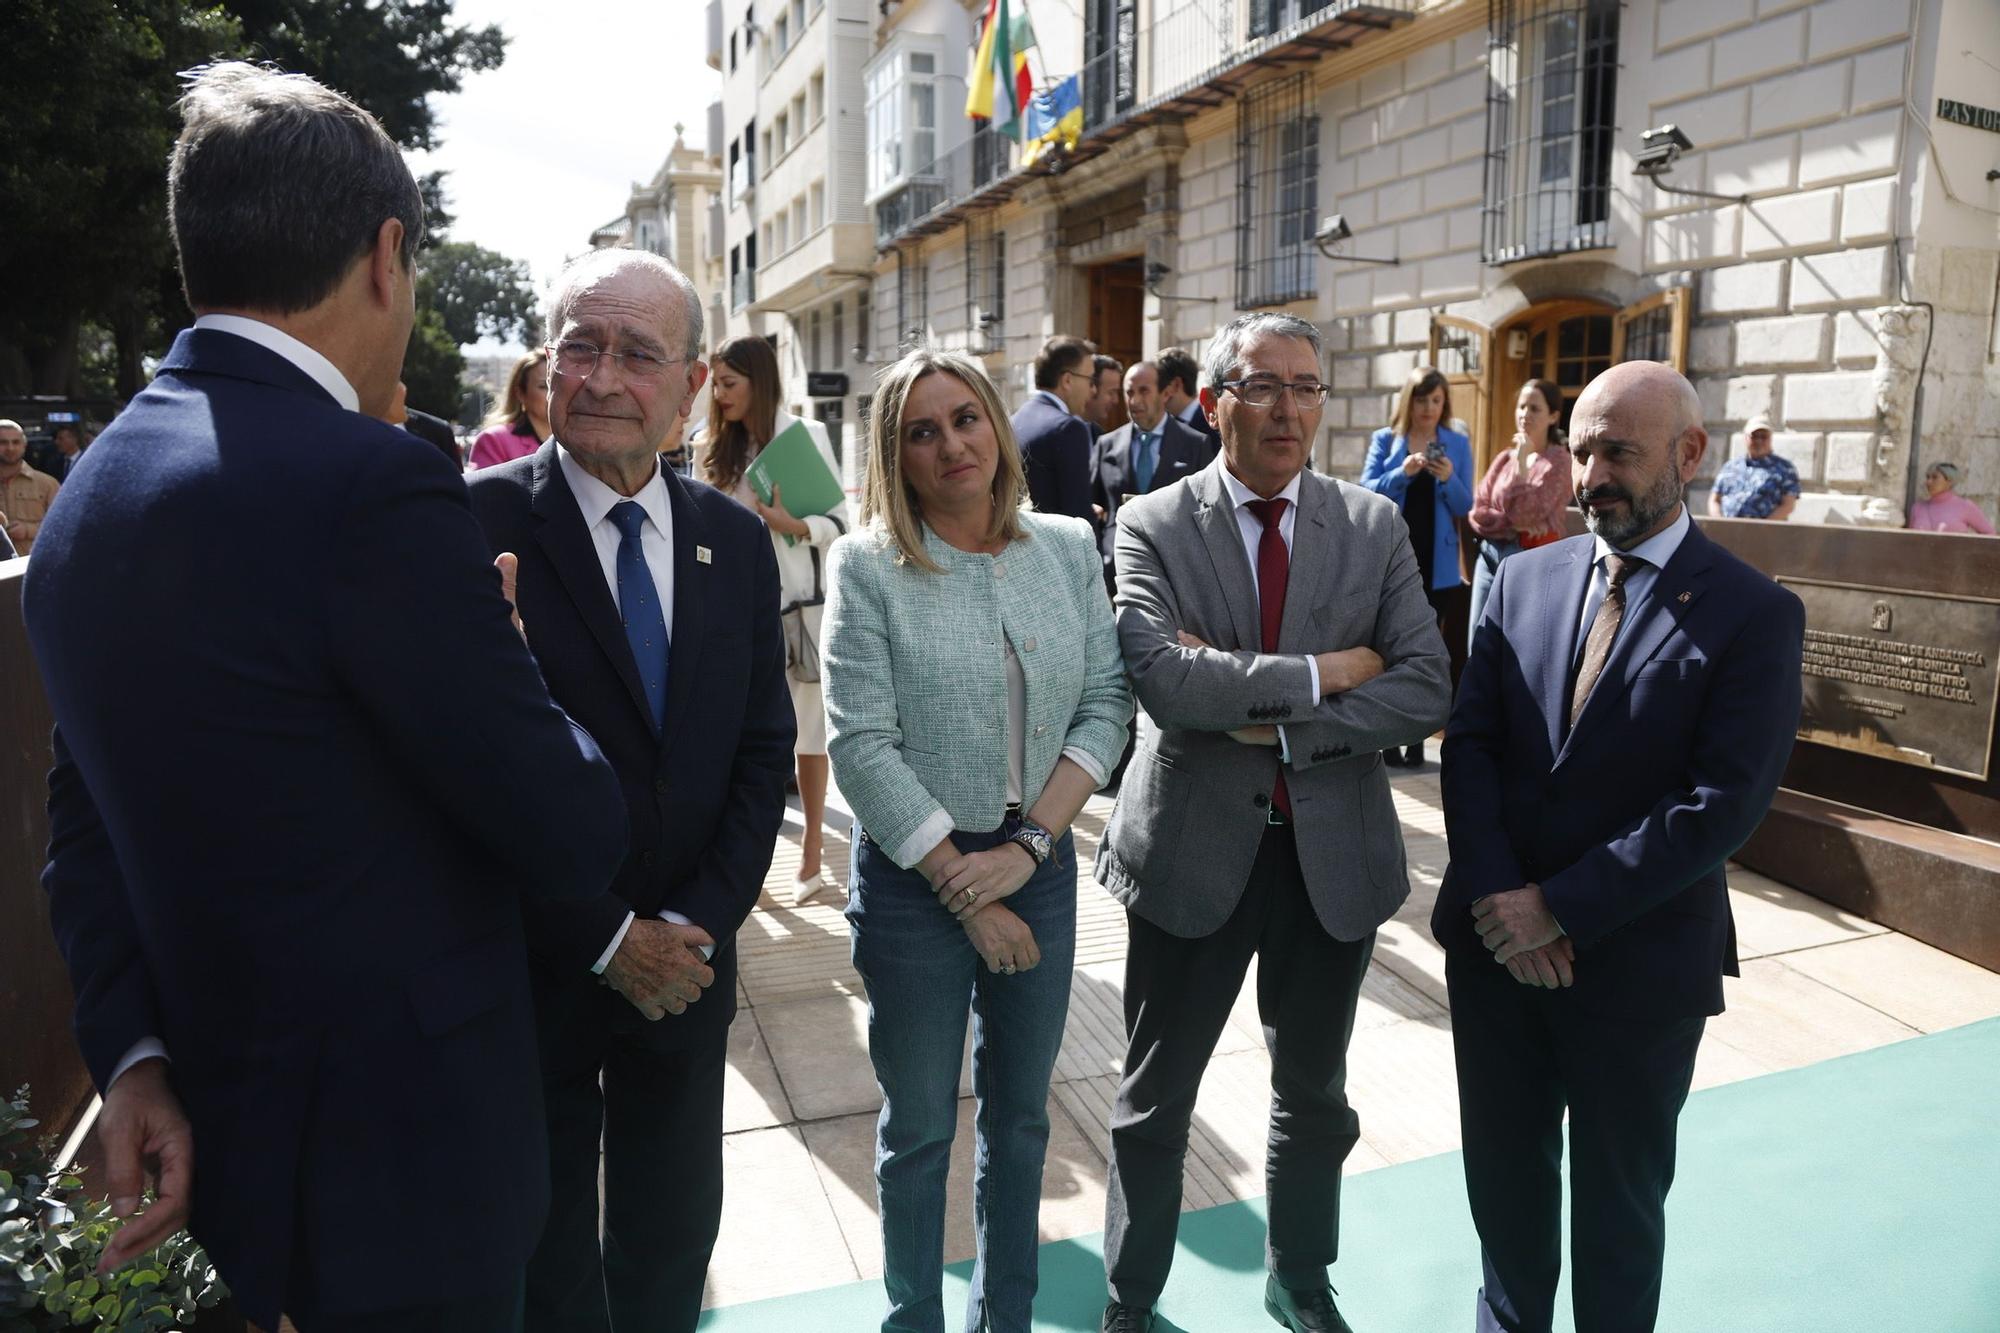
[823,511,1134,867]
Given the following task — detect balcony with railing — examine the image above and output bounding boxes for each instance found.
[870,0,1415,248]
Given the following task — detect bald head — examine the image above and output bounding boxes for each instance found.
[1569,362,1708,549]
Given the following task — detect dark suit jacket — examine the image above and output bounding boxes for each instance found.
[1014,392,1095,523]
[22,328,627,1327]
[1090,413,1217,575]
[466,443,792,1053]
[1174,399,1220,444]
[403,406,463,469]
[1433,521,1805,1019]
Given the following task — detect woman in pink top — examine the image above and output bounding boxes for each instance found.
[467,348,549,470]
[1908,462,1995,534]
[1466,378,1572,649]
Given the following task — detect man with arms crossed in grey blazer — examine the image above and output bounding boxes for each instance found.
[1096,313,1452,1333]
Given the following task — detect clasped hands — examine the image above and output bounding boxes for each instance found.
[1399,449,1454,482]
[1174,630,1384,746]
[929,844,1041,975]
[604,918,717,1020]
[1472,884,1574,989]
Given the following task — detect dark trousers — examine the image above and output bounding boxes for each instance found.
[289,1280,524,1333]
[1447,954,1705,1333]
[526,1018,729,1333]
[1104,822,1375,1309]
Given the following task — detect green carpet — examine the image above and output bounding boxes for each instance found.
[700,1018,2000,1331]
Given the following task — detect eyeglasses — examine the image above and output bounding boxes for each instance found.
[547,340,687,383]
[1219,379,1331,409]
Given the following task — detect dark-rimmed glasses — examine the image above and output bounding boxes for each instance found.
[1219,379,1331,409]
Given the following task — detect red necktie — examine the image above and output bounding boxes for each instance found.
[1246,497,1291,818]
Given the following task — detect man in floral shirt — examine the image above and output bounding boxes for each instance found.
[1707,416,1800,519]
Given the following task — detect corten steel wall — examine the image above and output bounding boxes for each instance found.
[0,562,88,1126]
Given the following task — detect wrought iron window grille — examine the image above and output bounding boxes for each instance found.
[1482,0,1620,265]
[1236,72,1321,309]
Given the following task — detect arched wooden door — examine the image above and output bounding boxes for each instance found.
[1429,288,1691,476]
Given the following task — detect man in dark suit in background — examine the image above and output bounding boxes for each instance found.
[1090,359,1218,592]
[1156,345,1220,446]
[1014,334,1098,522]
[23,63,627,1333]
[1087,352,1124,440]
[1436,361,1805,1333]
[467,248,793,1333]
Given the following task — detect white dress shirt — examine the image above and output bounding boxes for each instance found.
[1575,503,1693,659]
[107,314,365,1092]
[554,447,714,973]
[1216,467,1323,761]
[192,314,359,411]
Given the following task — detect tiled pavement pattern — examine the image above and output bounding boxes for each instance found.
[703,769,2000,1312]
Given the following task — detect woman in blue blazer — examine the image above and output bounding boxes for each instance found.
[1361,365,1474,766]
[822,346,1131,1333]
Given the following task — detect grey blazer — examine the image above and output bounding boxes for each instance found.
[1099,458,1452,941]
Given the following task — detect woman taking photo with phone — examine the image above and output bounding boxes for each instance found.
[1361,365,1473,766]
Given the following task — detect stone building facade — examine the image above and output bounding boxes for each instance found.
[861,0,2000,520]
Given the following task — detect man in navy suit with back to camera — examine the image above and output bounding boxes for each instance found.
[22,63,628,1333]
[1015,334,1099,522]
[467,248,793,1333]
[1436,361,1805,1333]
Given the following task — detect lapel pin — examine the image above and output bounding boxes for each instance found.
[696,545,712,565]
[1677,591,1690,604]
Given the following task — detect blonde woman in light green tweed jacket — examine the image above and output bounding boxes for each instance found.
[822,346,1131,1333]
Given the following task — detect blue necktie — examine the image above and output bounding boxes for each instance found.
[1133,429,1158,493]
[609,500,669,729]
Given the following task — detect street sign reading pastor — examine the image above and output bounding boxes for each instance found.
[1937,98,2000,134]
[1780,577,2000,780]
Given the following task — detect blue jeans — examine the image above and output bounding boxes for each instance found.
[848,822,1078,1333]
[1468,537,1519,654]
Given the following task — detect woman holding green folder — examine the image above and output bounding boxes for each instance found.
[703,335,850,906]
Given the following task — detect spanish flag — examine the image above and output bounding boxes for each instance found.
[966,0,1036,136]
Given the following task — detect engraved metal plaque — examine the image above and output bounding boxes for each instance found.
[1780,578,2000,780]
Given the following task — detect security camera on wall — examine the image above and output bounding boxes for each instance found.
[1634,123,1694,176]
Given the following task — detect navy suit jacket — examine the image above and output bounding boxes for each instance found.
[1090,413,1218,573]
[22,329,627,1326]
[466,443,792,1052]
[1433,520,1804,1019]
[1014,392,1096,524]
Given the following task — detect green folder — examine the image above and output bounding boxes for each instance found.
[745,420,844,545]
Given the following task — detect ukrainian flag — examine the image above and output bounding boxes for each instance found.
[1021,74,1082,167]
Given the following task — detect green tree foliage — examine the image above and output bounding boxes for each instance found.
[0,1,240,396]
[401,304,467,422]
[420,241,543,350]
[0,0,518,405]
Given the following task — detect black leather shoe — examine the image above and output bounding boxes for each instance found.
[1265,1275,1355,1333]
[1380,747,1406,768]
[1101,1300,1156,1332]
[1402,741,1426,768]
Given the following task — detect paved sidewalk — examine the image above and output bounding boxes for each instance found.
[701,768,2000,1312]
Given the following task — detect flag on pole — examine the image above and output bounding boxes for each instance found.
[1021,73,1082,167]
[966,0,1034,136]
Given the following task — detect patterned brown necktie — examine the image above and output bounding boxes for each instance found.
[1569,553,1638,729]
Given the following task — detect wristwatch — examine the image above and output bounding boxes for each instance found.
[1005,815,1055,866]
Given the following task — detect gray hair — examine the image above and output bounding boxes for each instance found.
[1203,312,1324,392]
[544,250,705,363]
[0,420,21,435]
[169,62,423,313]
